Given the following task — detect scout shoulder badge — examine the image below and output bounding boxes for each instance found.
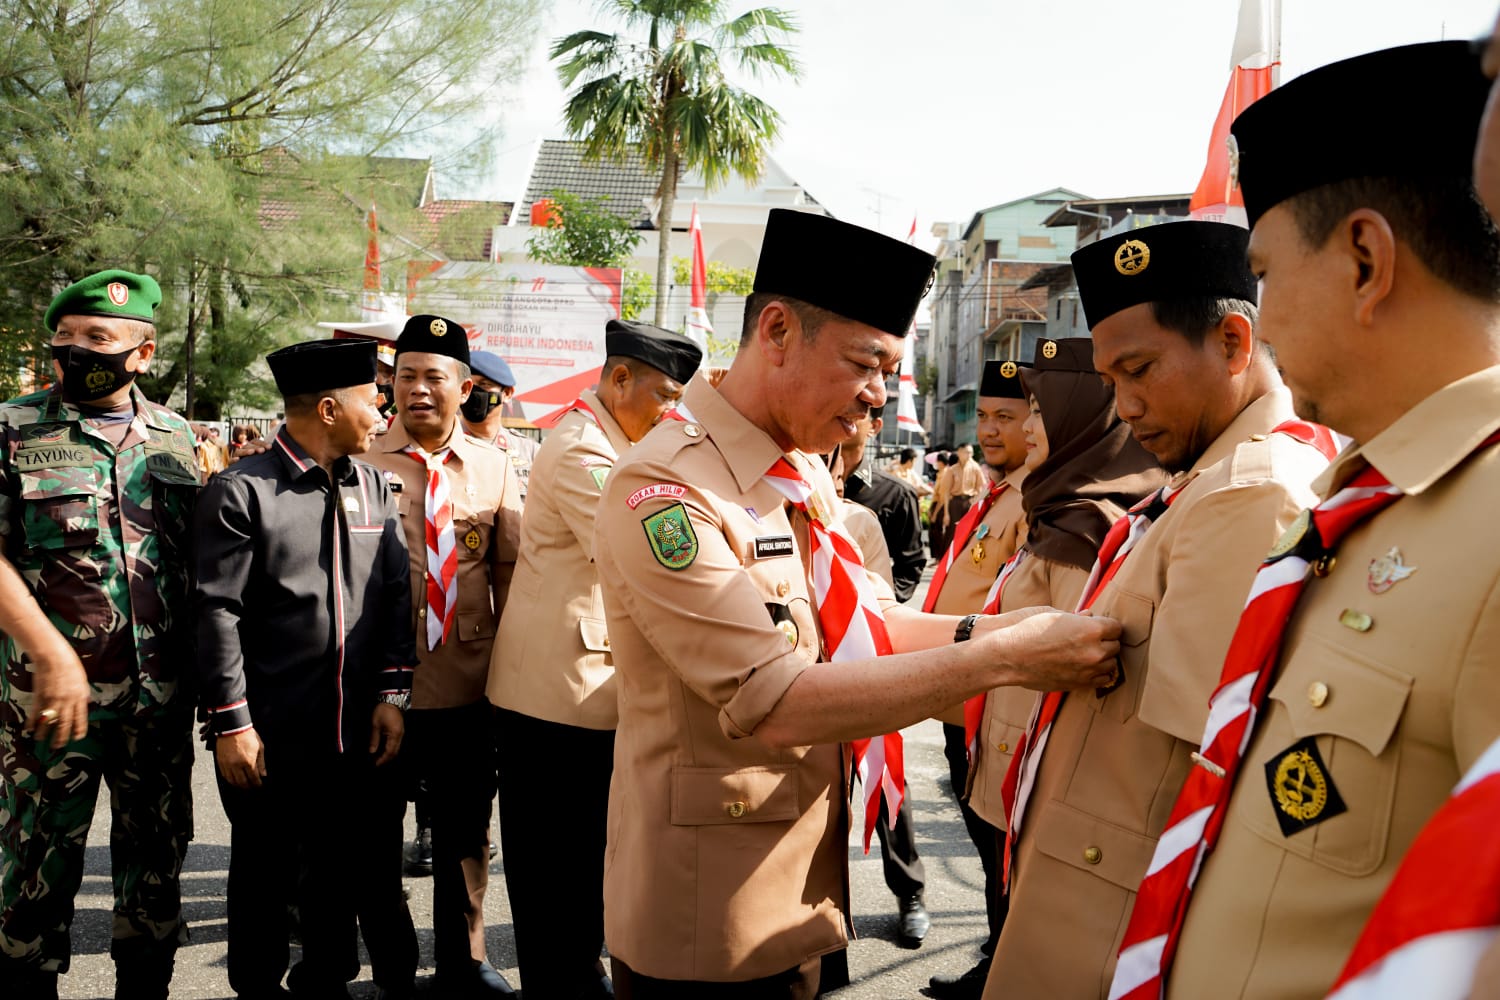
[642,502,697,570]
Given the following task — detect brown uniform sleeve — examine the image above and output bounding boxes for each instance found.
[488,454,524,611]
[600,468,816,741]
[1138,481,1306,744]
[553,430,615,564]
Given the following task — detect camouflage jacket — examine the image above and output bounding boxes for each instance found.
[0,386,201,724]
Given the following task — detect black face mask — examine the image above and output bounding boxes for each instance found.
[51,343,140,403]
[460,388,503,423]
[376,383,395,416]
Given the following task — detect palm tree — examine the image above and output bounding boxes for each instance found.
[552,1,799,326]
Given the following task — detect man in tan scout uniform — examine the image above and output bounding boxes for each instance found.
[979,222,1329,999]
[594,208,1127,998]
[365,314,523,997]
[926,358,1030,999]
[1108,42,1500,1000]
[488,319,700,999]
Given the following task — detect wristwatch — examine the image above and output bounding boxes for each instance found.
[953,613,983,643]
[379,691,410,711]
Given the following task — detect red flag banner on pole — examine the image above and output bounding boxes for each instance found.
[685,202,713,357]
[1190,0,1281,223]
[362,204,382,320]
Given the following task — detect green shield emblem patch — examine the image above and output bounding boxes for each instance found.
[642,502,698,570]
[590,466,610,490]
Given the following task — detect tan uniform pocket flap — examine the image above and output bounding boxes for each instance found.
[670,765,799,826]
[456,609,496,643]
[1268,633,1412,757]
[1112,589,1155,648]
[579,616,611,654]
[1032,798,1158,891]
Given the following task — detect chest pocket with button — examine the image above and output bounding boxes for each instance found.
[19,469,102,551]
[1244,631,1413,876]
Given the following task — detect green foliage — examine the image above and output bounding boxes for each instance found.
[916,355,938,398]
[551,1,798,325]
[621,268,655,322]
[669,256,754,295]
[0,0,541,413]
[525,190,645,268]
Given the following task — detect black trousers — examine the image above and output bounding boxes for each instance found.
[612,955,820,1000]
[403,701,497,971]
[216,742,416,995]
[942,723,1008,954]
[495,708,615,999]
[873,788,925,900]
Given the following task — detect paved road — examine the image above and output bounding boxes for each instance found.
[58,570,994,999]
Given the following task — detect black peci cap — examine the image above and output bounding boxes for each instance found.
[979,359,1030,399]
[267,338,378,397]
[1230,41,1489,229]
[753,209,937,337]
[605,319,703,384]
[1071,221,1256,329]
[396,314,471,367]
[1029,338,1095,374]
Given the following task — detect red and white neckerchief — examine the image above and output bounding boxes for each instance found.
[1325,736,1500,1000]
[957,546,1032,766]
[404,444,457,651]
[1109,429,1491,1000]
[996,484,1180,888]
[922,479,1011,616]
[763,453,903,852]
[1004,418,1339,893]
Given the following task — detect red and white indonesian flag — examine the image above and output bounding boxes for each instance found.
[362,204,383,320]
[897,342,924,435]
[1189,0,1281,224]
[686,202,713,356]
[1325,736,1500,1000]
[896,216,925,435]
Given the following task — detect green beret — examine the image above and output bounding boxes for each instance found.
[44,269,162,332]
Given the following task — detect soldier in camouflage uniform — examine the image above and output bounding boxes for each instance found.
[0,270,201,1000]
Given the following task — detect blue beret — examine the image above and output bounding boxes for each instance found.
[469,351,516,387]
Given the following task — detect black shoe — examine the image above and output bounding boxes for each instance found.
[898,893,930,947]
[11,969,59,1000]
[434,960,516,997]
[405,825,433,877]
[115,953,174,1000]
[926,957,991,1000]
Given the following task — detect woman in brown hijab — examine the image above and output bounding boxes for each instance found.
[960,338,1167,944]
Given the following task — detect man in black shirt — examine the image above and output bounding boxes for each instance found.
[839,404,926,602]
[195,338,419,1000]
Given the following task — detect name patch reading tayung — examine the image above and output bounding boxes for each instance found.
[753,535,795,560]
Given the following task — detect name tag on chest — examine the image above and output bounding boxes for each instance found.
[144,444,200,485]
[753,534,795,560]
[14,443,93,471]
